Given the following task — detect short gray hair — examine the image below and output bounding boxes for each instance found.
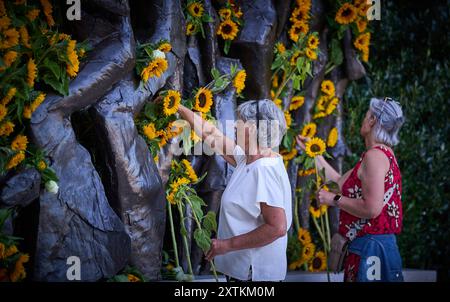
[369,97,405,146]
[236,99,287,148]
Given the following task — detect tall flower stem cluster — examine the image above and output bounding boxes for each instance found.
[184,0,213,38]
[0,0,88,191]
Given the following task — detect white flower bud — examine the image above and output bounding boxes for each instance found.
[45,180,59,194]
[152,49,165,59]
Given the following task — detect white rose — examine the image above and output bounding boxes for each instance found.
[152,49,165,59]
[45,180,59,194]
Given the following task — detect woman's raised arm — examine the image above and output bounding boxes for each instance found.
[178,104,237,166]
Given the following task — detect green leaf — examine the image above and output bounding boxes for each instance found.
[211,68,220,80]
[329,38,344,67]
[194,228,211,252]
[43,58,61,80]
[42,74,67,96]
[224,40,231,55]
[144,102,158,121]
[202,211,217,233]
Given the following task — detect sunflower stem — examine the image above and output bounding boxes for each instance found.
[273,67,296,101]
[167,200,180,268]
[177,201,194,278]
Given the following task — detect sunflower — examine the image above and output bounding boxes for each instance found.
[1,28,19,49]
[0,104,6,122]
[182,159,198,183]
[316,95,328,111]
[356,18,367,33]
[233,70,246,94]
[306,36,319,51]
[127,274,140,282]
[3,51,18,68]
[300,122,317,138]
[163,90,181,116]
[37,160,47,171]
[320,80,335,97]
[289,96,304,111]
[11,134,28,151]
[66,40,79,77]
[186,22,196,35]
[297,228,312,245]
[308,251,327,272]
[302,242,316,262]
[281,148,298,161]
[271,74,279,89]
[170,177,190,193]
[273,98,283,109]
[320,204,328,215]
[142,123,159,140]
[219,8,232,20]
[305,47,317,60]
[187,2,204,18]
[40,0,55,27]
[284,111,292,128]
[217,19,239,40]
[354,32,371,51]
[167,191,176,205]
[305,137,326,157]
[141,58,168,82]
[309,205,321,218]
[31,93,46,112]
[362,48,369,62]
[296,0,312,11]
[289,21,309,42]
[0,15,10,30]
[313,111,327,120]
[27,9,40,22]
[275,42,286,54]
[26,58,37,87]
[5,245,18,258]
[290,6,310,23]
[10,253,29,282]
[158,43,172,53]
[354,0,369,17]
[288,260,301,271]
[6,151,25,170]
[290,51,302,66]
[335,2,357,25]
[0,121,14,137]
[191,129,201,144]
[298,168,315,177]
[19,26,31,48]
[325,97,339,115]
[194,87,213,113]
[1,87,16,106]
[327,127,338,148]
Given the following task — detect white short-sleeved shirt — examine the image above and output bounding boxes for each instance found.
[214,145,292,281]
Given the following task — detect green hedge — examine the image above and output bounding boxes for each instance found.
[342,0,449,274]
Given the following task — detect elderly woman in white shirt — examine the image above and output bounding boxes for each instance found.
[177,99,292,282]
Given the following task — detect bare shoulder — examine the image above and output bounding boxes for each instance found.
[361,148,390,174]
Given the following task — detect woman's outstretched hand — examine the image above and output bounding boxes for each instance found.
[295,134,309,151]
[205,238,231,261]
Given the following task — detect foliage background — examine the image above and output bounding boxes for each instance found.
[342,0,449,279]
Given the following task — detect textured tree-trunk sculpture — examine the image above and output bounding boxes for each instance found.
[0,0,367,281]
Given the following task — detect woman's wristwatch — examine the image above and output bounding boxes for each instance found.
[333,194,343,207]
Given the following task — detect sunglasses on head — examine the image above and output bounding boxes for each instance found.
[378,97,394,126]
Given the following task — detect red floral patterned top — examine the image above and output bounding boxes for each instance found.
[339,145,403,241]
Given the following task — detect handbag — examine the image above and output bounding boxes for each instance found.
[328,232,349,273]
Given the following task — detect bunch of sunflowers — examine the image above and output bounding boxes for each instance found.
[0,209,30,282]
[312,80,339,120]
[136,40,171,83]
[216,0,243,54]
[185,0,213,38]
[288,227,327,272]
[1,0,87,186]
[288,0,312,43]
[334,0,371,62]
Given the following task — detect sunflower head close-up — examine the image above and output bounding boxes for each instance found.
[305,137,326,157]
[163,90,181,116]
[187,2,204,18]
[217,19,239,40]
[194,87,213,113]
[335,2,357,25]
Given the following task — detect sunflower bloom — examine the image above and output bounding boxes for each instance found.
[305,47,317,60]
[297,228,312,245]
[219,8,232,20]
[307,35,319,49]
[308,251,327,272]
[1,87,16,105]
[40,0,55,27]
[290,51,302,66]
[26,8,40,21]
[5,245,18,258]
[19,26,31,48]
[0,16,11,30]
[37,160,47,171]
[289,96,304,111]
[320,80,335,97]
[187,2,204,18]
[284,111,292,128]
[280,148,298,161]
[194,87,213,113]
[309,205,321,218]
[66,40,80,77]
[142,123,158,140]
[26,58,37,87]
[296,0,312,11]
[327,127,338,147]
[217,19,239,40]
[31,93,46,112]
[1,28,19,49]
[0,104,6,121]
[301,122,317,138]
[158,43,172,53]
[335,2,357,25]
[163,90,181,116]
[302,242,316,262]
[182,159,198,182]
[298,168,315,177]
[186,22,196,36]
[354,32,371,51]
[0,121,14,137]
[305,137,326,157]
[275,42,286,54]
[289,21,309,42]
[11,134,28,151]
[6,151,25,170]
[3,51,18,68]
[10,254,29,282]
[356,18,367,33]
[233,70,246,94]
[290,6,310,23]
[141,57,168,82]
[325,97,339,115]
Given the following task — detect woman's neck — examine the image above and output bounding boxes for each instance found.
[245,147,274,164]
[365,134,389,150]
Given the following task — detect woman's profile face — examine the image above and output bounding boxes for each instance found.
[360,110,375,137]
